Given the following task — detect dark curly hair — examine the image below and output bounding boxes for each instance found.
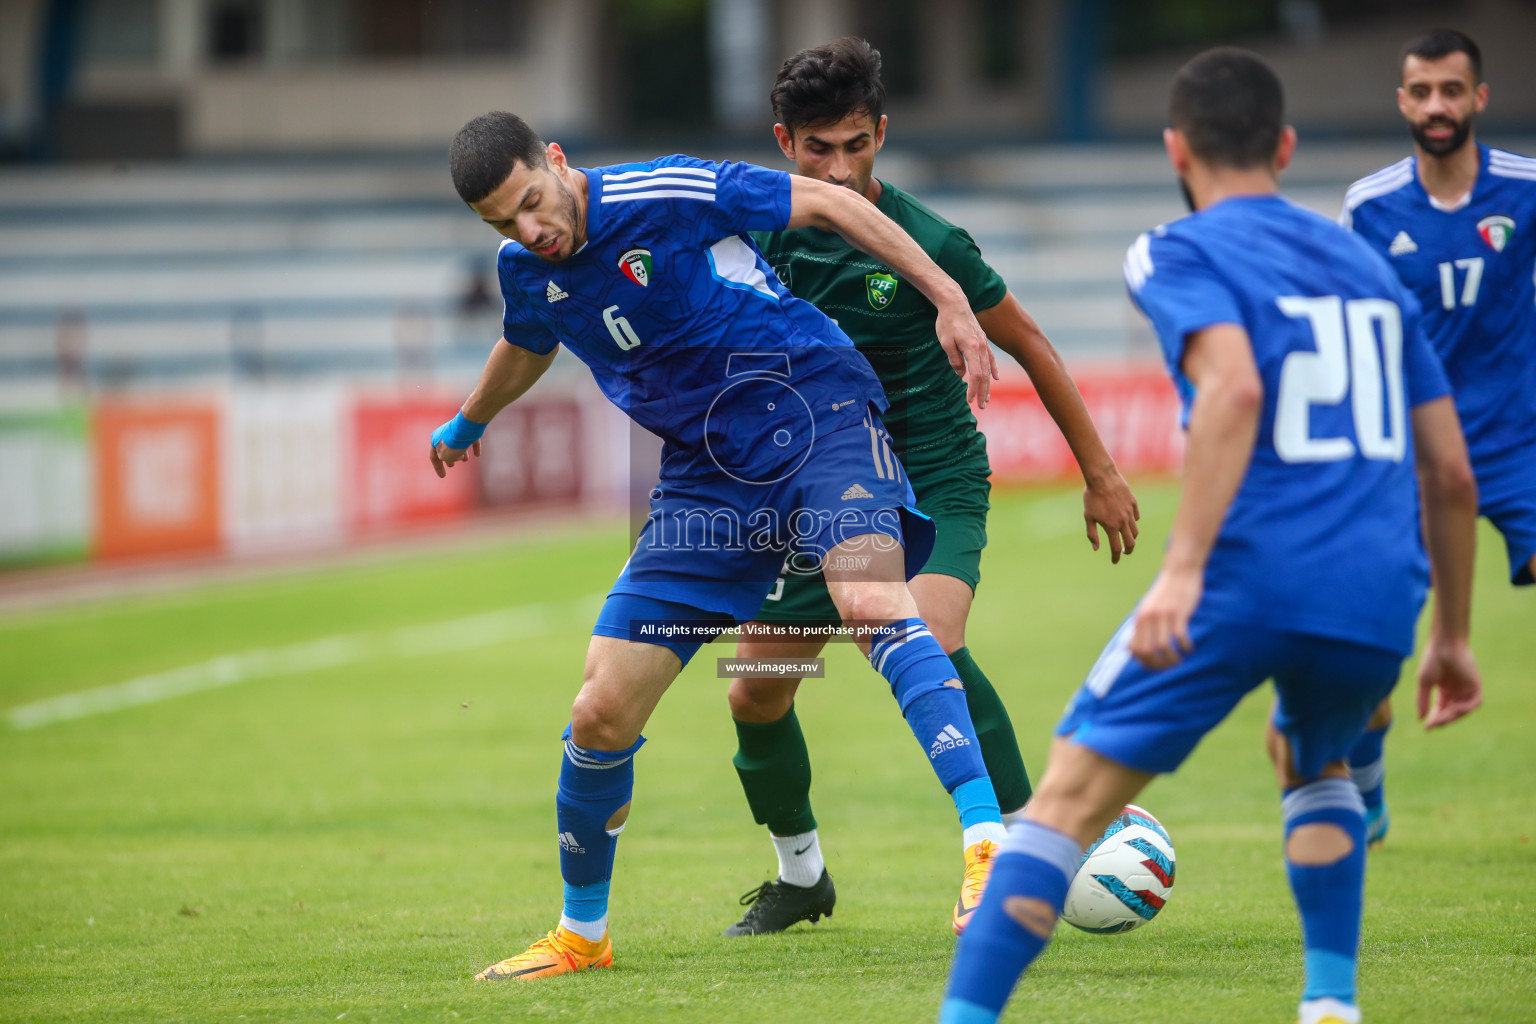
[770,36,887,132]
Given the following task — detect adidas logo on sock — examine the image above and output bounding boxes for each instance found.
[929,724,970,759]
[546,280,570,303]
[558,830,586,854]
[1388,231,1418,256]
[841,483,874,500]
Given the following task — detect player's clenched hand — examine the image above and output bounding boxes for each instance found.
[1083,472,1140,564]
[1416,634,1482,729]
[1130,568,1201,669]
[934,297,998,408]
[430,438,481,478]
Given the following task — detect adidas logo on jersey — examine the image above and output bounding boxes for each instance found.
[1388,231,1418,256]
[841,483,874,500]
[546,280,569,303]
[558,830,585,854]
[929,724,970,759]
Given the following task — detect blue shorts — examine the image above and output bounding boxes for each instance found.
[594,410,937,665]
[1056,608,1404,779]
[1474,445,1536,586]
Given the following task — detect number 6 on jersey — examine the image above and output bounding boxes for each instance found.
[603,305,643,350]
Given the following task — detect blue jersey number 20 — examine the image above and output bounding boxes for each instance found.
[1274,295,1406,464]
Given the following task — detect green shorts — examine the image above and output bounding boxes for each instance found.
[754,433,991,626]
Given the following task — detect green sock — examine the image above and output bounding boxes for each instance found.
[950,646,1033,813]
[732,704,817,836]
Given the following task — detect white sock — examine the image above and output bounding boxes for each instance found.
[1001,806,1029,829]
[558,913,608,943]
[963,821,1008,848]
[771,829,824,887]
[1299,997,1361,1024]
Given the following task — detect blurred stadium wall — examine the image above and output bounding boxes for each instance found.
[1,0,1533,569]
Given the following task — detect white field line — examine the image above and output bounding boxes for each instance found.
[6,594,603,731]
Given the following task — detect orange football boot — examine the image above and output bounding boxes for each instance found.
[475,926,613,980]
[952,839,999,935]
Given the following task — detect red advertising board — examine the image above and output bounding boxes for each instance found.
[477,397,585,508]
[351,395,477,533]
[348,393,588,535]
[977,367,1184,482]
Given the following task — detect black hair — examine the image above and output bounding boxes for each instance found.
[1401,29,1482,82]
[770,36,887,133]
[449,111,546,204]
[1169,47,1284,169]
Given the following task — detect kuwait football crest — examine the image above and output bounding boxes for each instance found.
[618,248,653,286]
[866,271,898,309]
[1477,215,1515,253]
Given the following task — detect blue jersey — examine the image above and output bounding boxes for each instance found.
[1124,195,1451,654]
[1340,145,1536,466]
[497,156,887,482]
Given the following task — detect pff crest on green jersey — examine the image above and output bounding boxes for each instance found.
[866,272,898,309]
[619,248,653,287]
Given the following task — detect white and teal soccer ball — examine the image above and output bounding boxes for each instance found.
[1062,804,1176,934]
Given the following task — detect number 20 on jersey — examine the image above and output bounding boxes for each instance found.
[1275,295,1406,464]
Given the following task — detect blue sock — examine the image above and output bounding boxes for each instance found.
[1347,723,1388,810]
[869,620,999,823]
[940,821,1083,1023]
[556,727,644,935]
[1282,777,1367,1006]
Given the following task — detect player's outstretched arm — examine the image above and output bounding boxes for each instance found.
[786,174,997,407]
[977,293,1140,563]
[1130,323,1261,668]
[1410,396,1482,729]
[430,340,558,478]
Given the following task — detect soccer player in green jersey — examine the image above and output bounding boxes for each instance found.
[722,37,1142,936]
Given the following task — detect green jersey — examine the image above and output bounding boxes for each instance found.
[750,180,1008,467]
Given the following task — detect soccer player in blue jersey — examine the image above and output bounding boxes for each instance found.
[939,49,1484,1024]
[430,111,1015,979]
[1338,29,1536,848]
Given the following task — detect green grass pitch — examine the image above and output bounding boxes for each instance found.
[2,484,1532,1023]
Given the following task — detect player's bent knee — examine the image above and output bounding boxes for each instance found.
[833,582,911,627]
[1003,896,1058,940]
[569,690,640,752]
[1285,821,1355,866]
[727,677,797,723]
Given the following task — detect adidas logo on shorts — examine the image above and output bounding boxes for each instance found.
[929,724,970,759]
[841,483,874,500]
[558,830,585,854]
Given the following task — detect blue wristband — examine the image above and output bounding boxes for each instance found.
[430,411,487,451]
